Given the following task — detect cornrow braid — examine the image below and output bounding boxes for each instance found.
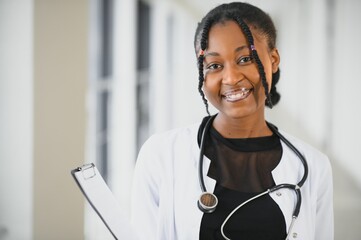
[198,54,210,116]
[197,19,213,116]
[270,68,281,105]
[232,15,273,108]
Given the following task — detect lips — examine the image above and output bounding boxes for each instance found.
[222,87,252,102]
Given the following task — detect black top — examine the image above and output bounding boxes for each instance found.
[197,116,287,240]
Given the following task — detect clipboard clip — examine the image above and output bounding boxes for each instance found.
[77,163,96,180]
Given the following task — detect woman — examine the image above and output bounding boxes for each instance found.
[130,2,333,240]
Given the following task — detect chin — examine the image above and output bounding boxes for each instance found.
[220,107,256,119]
[217,101,266,120]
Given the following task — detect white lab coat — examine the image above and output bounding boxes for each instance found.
[130,122,334,240]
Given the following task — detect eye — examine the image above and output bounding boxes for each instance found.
[237,56,253,65]
[206,63,223,71]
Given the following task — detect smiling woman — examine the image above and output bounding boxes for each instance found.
[199,20,280,127]
[130,2,334,240]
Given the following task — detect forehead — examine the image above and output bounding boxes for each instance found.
[207,21,248,51]
[206,20,267,52]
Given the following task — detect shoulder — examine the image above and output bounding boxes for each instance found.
[279,130,332,178]
[279,131,327,159]
[134,122,200,181]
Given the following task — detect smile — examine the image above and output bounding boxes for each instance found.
[222,87,252,102]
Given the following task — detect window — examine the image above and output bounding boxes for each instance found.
[136,0,151,152]
[89,0,114,182]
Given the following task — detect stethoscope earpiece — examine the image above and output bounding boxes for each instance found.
[198,192,218,213]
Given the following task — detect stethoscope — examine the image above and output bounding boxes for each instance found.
[197,115,309,240]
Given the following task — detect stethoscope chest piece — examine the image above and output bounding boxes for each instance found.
[198,192,218,213]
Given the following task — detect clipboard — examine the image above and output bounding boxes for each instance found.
[71,163,136,240]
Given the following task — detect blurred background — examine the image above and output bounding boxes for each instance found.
[1,0,360,239]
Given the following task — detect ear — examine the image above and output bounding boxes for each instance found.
[270,48,280,73]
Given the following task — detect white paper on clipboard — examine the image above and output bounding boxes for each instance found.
[71,163,137,240]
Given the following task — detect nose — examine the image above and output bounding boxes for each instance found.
[222,64,244,85]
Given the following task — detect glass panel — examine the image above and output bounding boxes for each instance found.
[136,0,151,152]
[100,0,113,78]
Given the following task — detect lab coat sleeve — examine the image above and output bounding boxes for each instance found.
[315,156,334,239]
[130,135,161,240]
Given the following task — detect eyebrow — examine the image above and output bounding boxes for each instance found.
[204,45,249,57]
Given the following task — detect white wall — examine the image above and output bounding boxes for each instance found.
[331,0,361,187]
[0,0,33,239]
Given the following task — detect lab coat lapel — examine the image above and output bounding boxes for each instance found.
[271,135,304,233]
[202,156,217,192]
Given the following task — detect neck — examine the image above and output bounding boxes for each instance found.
[213,113,272,138]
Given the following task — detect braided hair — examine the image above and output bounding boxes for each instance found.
[194,2,281,115]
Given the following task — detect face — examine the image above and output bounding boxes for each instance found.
[202,20,280,122]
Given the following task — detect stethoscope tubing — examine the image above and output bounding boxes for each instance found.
[198,115,309,240]
[267,122,309,188]
[220,189,270,240]
[198,114,217,193]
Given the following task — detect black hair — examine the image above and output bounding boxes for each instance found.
[194,2,281,115]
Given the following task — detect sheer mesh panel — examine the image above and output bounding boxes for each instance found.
[198,116,286,239]
[206,126,282,192]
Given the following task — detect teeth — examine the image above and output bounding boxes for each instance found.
[224,88,250,101]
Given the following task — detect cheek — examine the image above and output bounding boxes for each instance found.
[203,75,220,96]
